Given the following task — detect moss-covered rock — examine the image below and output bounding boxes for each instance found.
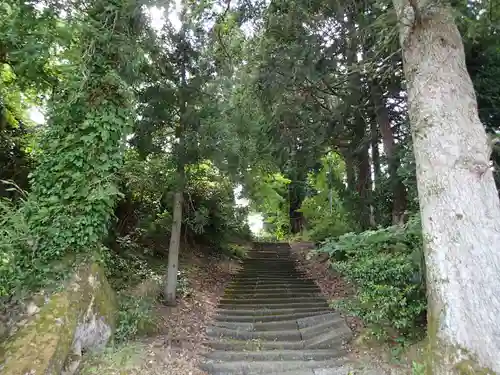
[0,262,116,375]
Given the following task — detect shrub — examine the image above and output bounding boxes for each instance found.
[306,215,353,243]
[221,243,250,259]
[114,293,157,343]
[319,216,426,339]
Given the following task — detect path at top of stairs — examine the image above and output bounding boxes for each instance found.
[201,242,355,375]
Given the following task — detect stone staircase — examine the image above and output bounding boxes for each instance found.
[201,242,353,375]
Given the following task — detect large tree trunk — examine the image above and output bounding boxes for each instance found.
[371,83,408,225]
[393,1,500,373]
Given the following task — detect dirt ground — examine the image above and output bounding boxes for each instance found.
[81,250,241,375]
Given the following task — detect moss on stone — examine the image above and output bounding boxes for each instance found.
[0,262,117,375]
[0,289,78,374]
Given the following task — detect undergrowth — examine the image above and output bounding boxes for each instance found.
[318,215,426,340]
[114,293,158,343]
[80,343,143,375]
[105,232,197,343]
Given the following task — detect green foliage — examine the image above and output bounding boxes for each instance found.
[319,216,426,339]
[115,293,157,343]
[0,197,31,296]
[102,243,163,343]
[221,243,250,259]
[247,172,291,240]
[412,361,426,375]
[299,152,355,242]
[16,0,146,293]
[80,343,143,375]
[116,153,251,253]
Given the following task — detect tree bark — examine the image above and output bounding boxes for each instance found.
[393,0,500,373]
[371,118,381,189]
[355,142,372,230]
[345,7,372,230]
[164,188,184,305]
[371,118,381,226]
[371,83,408,225]
[344,151,356,192]
[165,30,188,306]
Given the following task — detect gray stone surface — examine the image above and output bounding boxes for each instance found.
[297,312,341,329]
[201,242,354,375]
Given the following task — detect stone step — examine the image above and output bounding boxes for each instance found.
[236,263,297,267]
[228,281,317,292]
[219,297,325,305]
[228,283,318,290]
[305,327,353,349]
[214,310,333,323]
[268,366,358,375]
[242,265,294,268]
[215,306,331,318]
[205,329,349,352]
[229,279,316,285]
[213,312,342,331]
[206,325,303,341]
[232,275,307,281]
[200,243,352,375]
[224,286,320,294]
[208,316,350,343]
[205,338,305,351]
[239,264,294,268]
[300,318,348,341]
[226,283,319,290]
[231,278,310,284]
[213,319,298,331]
[218,301,329,310]
[225,289,319,296]
[243,259,292,262]
[239,262,299,265]
[200,358,347,375]
[224,292,320,299]
[205,349,345,362]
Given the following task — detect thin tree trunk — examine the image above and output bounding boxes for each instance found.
[288,181,305,234]
[345,7,372,229]
[165,30,188,306]
[371,117,381,226]
[344,151,356,191]
[393,0,500,373]
[356,143,372,230]
[371,119,381,188]
[164,187,183,305]
[371,83,408,225]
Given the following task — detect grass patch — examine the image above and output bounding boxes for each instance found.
[80,343,144,375]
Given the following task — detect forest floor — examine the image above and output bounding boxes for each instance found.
[81,247,241,375]
[82,241,423,375]
[291,241,425,375]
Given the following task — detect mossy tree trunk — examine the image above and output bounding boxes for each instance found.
[393,0,500,373]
